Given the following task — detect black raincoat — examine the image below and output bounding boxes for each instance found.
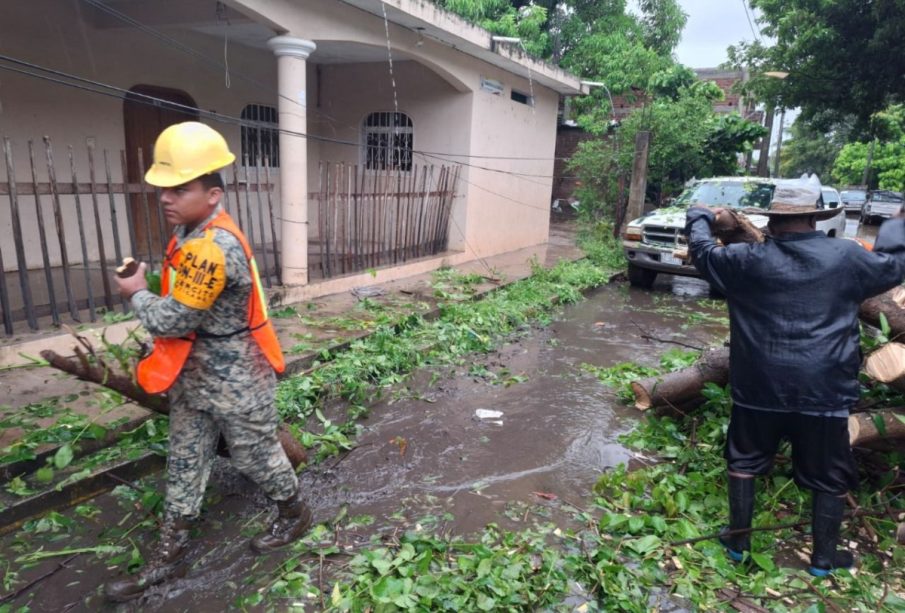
[685,207,905,414]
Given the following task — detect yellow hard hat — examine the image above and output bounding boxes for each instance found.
[144,122,236,187]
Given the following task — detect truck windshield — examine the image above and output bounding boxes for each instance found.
[674,181,774,209]
[840,190,866,202]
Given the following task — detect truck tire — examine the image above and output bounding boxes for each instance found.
[627,263,657,289]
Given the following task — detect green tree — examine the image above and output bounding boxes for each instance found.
[729,0,905,132]
[778,117,850,181]
[832,105,905,191]
[570,80,765,218]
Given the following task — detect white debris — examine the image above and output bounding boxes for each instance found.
[475,409,503,420]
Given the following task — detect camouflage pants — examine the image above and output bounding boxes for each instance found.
[164,393,298,519]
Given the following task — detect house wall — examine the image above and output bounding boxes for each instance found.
[0,0,280,270]
[1,0,564,275]
[236,0,559,260]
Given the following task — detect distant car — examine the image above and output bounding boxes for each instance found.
[622,177,844,288]
[861,190,905,224]
[819,187,847,238]
[840,188,867,213]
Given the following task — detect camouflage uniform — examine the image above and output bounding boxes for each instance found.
[131,206,298,519]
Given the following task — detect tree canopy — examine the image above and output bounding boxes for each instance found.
[728,0,905,134]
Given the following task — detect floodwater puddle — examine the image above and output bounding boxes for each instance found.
[0,281,728,611]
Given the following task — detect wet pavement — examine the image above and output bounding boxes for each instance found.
[0,277,729,611]
[0,212,881,611]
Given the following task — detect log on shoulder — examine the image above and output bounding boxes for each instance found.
[40,349,308,468]
[848,409,905,446]
[631,346,730,411]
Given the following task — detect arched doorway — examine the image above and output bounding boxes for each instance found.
[123,85,198,259]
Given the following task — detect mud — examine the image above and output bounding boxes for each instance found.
[0,281,728,611]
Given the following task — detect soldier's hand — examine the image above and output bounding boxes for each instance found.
[114,261,148,300]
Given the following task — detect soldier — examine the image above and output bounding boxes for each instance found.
[106,122,310,602]
[685,179,905,576]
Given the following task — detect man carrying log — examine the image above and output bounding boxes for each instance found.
[684,178,905,576]
[105,122,311,601]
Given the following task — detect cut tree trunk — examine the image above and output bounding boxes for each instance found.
[40,349,308,468]
[859,286,905,339]
[848,409,905,446]
[631,346,730,411]
[862,342,905,394]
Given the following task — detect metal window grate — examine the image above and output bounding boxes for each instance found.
[362,112,413,172]
[240,104,279,167]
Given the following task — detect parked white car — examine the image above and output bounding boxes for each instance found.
[623,177,844,288]
[818,186,846,238]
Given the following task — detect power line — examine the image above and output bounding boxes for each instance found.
[0,54,580,182]
[76,0,573,163]
[0,58,571,223]
[741,0,761,42]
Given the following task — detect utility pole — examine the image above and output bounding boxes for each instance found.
[625,131,651,226]
[756,105,774,177]
[862,139,876,187]
[772,108,786,178]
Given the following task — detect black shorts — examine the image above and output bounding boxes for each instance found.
[724,405,858,495]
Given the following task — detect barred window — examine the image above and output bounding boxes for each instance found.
[240,104,279,167]
[362,111,413,171]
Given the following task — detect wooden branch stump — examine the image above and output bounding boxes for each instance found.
[862,342,905,394]
[40,349,307,468]
[848,410,905,446]
[630,346,730,411]
[859,286,905,339]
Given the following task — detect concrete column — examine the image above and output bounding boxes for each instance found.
[267,35,316,286]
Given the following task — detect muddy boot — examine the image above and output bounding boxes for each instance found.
[718,476,755,562]
[809,492,855,577]
[251,491,312,553]
[105,516,192,602]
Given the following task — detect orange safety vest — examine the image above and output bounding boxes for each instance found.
[136,211,285,394]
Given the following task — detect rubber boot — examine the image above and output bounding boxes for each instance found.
[250,490,312,553]
[105,516,192,602]
[718,476,755,562]
[809,492,855,577]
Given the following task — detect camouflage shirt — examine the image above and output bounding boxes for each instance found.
[131,206,276,410]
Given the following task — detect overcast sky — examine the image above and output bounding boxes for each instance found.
[627,0,761,69]
[672,0,760,69]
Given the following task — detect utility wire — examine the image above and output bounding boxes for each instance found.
[741,0,761,42]
[77,0,573,163]
[0,55,580,182]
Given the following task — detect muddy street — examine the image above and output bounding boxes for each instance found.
[1,280,729,611]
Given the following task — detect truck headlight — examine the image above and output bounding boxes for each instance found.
[623,226,643,241]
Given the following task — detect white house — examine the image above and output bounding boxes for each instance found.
[0,0,584,334]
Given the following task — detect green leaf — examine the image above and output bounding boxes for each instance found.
[874,413,888,437]
[35,466,55,483]
[880,312,891,338]
[625,535,661,556]
[750,552,775,572]
[54,443,74,469]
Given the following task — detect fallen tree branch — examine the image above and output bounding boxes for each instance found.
[0,553,81,604]
[629,320,705,351]
[40,349,307,468]
[630,346,729,411]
